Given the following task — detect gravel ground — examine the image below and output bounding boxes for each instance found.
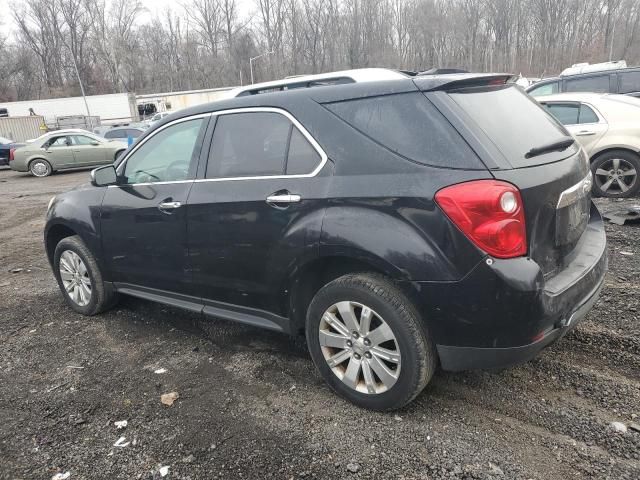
[0,167,639,480]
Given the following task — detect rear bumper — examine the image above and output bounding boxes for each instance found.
[408,202,607,371]
[436,274,604,371]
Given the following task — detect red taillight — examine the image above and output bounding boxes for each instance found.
[9,148,15,161]
[435,180,527,259]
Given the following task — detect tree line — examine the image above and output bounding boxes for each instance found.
[1,0,640,102]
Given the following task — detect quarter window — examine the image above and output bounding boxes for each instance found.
[578,104,599,123]
[123,118,204,184]
[565,75,610,93]
[207,111,322,178]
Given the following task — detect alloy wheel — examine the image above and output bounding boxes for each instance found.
[594,158,637,195]
[30,160,50,177]
[319,301,401,394]
[59,250,92,307]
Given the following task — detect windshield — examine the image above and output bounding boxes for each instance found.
[449,85,577,168]
[0,136,13,144]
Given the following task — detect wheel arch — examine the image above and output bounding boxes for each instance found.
[590,146,640,162]
[284,254,413,336]
[45,222,78,266]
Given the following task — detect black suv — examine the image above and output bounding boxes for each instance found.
[526,65,640,98]
[45,74,607,411]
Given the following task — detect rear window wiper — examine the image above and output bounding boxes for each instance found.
[525,138,575,159]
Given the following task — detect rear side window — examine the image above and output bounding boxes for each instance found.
[528,81,559,97]
[544,104,579,125]
[325,92,482,169]
[207,112,323,178]
[565,75,610,93]
[543,103,599,125]
[449,85,575,167]
[619,71,640,94]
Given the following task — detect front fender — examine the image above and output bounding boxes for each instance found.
[45,185,108,273]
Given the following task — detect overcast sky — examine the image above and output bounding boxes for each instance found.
[0,0,253,38]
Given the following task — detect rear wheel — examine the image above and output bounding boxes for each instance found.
[29,159,52,177]
[306,273,436,411]
[591,150,639,198]
[53,235,118,315]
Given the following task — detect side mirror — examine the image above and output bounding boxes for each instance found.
[90,140,99,146]
[91,165,118,187]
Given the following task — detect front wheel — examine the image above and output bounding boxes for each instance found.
[591,150,639,198]
[53,235,118,315]
[305,273,436,411]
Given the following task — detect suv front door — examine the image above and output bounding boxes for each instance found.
[100,115,209,296]
[187,109,328,314]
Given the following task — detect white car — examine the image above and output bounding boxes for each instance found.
[539,93,640,197]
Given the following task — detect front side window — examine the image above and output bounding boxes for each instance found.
[123,118,204,184]
[565,75,610,93]
[528,81,559,97]
[71,135,98,145]
[207,112,321,178]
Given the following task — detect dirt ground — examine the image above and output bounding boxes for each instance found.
[0,167,639,480]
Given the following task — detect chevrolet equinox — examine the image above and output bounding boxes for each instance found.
[45,73,607,411]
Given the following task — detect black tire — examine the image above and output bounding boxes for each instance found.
[53,235,118,315]
[590,150,640,198]
[305,273,436,411]
[29,158,53,177]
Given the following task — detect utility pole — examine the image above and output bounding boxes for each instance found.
[250,51,274,84]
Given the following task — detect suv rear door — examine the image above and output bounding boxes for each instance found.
[187,108,328,317]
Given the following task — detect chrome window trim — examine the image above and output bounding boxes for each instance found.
[114,107,328,186]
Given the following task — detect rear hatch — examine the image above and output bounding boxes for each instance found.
[419,78,591,277]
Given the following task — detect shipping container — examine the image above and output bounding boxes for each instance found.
[0,93,139,125]
[0,116,46,142]
[136,87,234,117]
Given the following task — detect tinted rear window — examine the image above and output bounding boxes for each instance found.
[619,71,640,93]
[325,92,483,169]
[449,86,576,167]
[565,75,610,93]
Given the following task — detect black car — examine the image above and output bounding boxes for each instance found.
[0,136,22,166]
[44,73,607,411]
[527,65,640,98]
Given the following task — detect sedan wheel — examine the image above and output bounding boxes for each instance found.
[592,155,638,197]
[59,250,92,306]
[319,301,401,394]
[29,159,52,177]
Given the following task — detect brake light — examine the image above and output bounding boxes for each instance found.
[9,148,15,161]
[435,180,527,259]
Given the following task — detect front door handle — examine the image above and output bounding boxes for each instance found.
[158,201,182,213]
[266,194,301,205]
[575,130,596,136]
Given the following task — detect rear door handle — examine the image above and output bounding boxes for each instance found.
[266,194,301,205]
[158,201,182,213]
[575,130,596,136]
